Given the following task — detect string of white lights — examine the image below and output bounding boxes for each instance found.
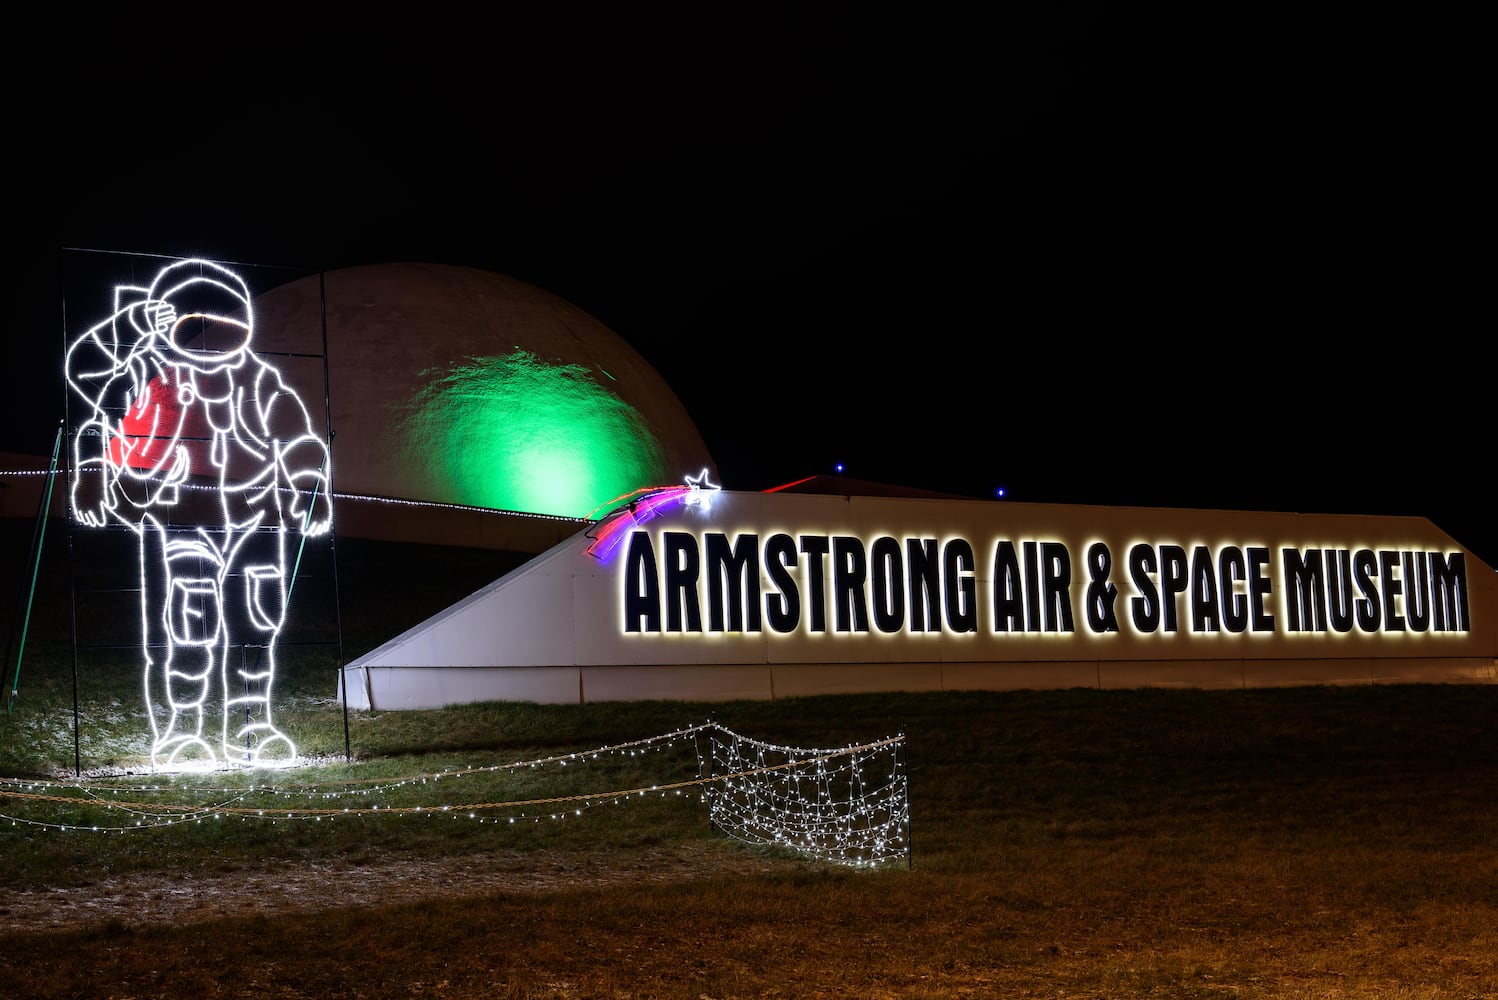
[0,467,590,524]
[0,723,711,796]
[1,724,910,866]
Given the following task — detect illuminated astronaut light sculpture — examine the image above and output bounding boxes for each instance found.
[65,259,332,770]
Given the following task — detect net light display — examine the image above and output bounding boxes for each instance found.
[0,723,910,868]
[64,259,333,772]
[705,726,910,867]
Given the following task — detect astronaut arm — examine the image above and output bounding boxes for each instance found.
[280,434,333,535]
[70,421,119,527]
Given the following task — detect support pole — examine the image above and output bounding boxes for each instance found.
[315,270,350,762]
[5,420,63,717]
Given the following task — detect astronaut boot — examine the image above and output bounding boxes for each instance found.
[224,699,297,768]
[152,708,217,771]
[233,724,297,768]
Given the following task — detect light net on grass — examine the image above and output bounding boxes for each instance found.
[2,722,911,868]
[703,723,911,868]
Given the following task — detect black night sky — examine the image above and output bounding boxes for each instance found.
[13,6,1493,566]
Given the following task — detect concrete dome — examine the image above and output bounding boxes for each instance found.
[250,263,716,548]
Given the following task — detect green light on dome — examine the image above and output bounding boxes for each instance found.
[398,351,666,518]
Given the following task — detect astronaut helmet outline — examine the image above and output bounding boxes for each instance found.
[147,257,255,365]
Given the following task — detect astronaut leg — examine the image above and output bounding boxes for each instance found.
[153,540,224,769]
[222,561,296,766]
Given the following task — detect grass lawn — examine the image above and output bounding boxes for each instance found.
[1,523,1495,998]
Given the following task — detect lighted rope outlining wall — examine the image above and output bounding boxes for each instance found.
[0,723,910,867]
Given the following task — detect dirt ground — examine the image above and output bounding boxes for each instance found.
[0,841,792,934]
